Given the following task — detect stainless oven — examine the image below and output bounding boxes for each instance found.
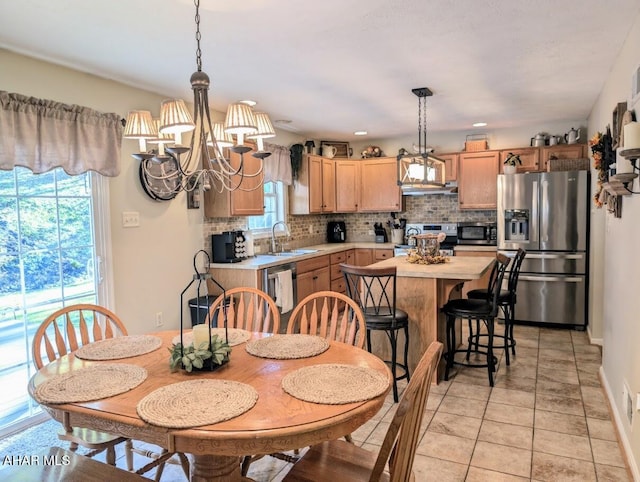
[457,222,497,246]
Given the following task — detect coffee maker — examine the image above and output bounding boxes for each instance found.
[211,231,245,263]
[327,221,346,243]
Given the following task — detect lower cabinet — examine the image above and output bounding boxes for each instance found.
[329,251,349,295]
[354,248,393,266]
[296,255,330,302]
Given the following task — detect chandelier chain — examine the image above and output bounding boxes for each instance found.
[194,0,202,72]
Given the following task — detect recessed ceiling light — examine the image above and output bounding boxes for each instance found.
[239,100,257,106]
[354,131,368,136]
[473,122,487,127]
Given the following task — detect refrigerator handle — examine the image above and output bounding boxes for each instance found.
[519,275,583,283]
[540,179,549,242]
[531,179,539,245]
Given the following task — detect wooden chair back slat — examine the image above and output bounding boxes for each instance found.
[287,291,366,348]
[208,288,280,335]
[33,304,127,369]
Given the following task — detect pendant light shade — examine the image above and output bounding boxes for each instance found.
[123,110,157,152]
[159,99,196,135]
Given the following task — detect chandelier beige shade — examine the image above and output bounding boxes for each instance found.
[147,119,174,144]
[159,99,196,134]
[248,112,275,139]
[208,121,234,148]
[224,103,258,135]
[123,110,157,139]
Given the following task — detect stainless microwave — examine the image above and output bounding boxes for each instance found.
[457,222,497,245]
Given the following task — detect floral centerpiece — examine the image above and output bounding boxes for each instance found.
[589,130,614,207]
[406,232,450,265]
[169,335,230,373]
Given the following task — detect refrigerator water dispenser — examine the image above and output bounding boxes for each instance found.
[504,209,529,241]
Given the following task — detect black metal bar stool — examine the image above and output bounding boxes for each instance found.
[341,263,409,402]
[467,248,526,365]
[442,254,510,386]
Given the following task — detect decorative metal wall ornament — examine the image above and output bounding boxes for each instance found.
[397,87,446,189]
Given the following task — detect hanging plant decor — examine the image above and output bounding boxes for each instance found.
[589,130,614,207]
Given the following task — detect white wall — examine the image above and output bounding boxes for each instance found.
[587,11,640,479]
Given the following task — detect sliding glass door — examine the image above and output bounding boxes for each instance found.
[0,166,109,435]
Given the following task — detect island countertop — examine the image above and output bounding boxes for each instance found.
[370,255,495,280]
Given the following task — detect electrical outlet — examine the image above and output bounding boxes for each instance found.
[155,312,163,327]
[122,211,140,228]
[308,224,313,234]
[368,230,374,235]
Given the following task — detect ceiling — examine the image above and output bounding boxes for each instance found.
[1,0,639,141]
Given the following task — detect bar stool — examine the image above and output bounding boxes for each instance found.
[467,248,526,365]
[442,254,510,386]
[341,264,409,402]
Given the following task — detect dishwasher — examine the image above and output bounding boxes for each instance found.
[263,262,297,331]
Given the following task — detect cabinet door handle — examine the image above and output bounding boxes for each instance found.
[313,276,318,280]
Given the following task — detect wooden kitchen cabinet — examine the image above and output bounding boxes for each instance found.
[204,143,264,217]
[329,251,348,295]
[335,160,360,212]
[296,255,330,302]
[359,157,402,212]
[290,155,336,214]
[355,248,373,266]
[540,144,586,172]
[458,150,500,210]
[499,147,540,173]
[438,153,458,182]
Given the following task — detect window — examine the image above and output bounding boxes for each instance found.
[0,167,110,435]
[247,181,286,236]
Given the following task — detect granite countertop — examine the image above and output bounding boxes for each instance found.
[370,255,495,280]
[208,242,396,270]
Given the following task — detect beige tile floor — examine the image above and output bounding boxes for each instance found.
[111,324,633,481]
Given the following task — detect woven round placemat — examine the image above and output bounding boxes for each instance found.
[172,328,251,347]
[282,364,389,404]
[34,363,147,404]
[245,334,329,359]
[136,379,258,428]
[75,335,163,361]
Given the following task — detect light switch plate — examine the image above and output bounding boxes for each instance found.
[122,211,140,227]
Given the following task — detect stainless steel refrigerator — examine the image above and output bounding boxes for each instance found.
[497,170,590,328]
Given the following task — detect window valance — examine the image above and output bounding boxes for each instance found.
[0,91,123,176]
[263,142,292,186]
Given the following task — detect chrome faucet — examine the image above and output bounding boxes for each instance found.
[271,221,290,253]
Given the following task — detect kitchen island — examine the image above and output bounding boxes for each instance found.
[367,255,495,381]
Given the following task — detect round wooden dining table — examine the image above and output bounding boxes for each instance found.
[28,330,392,482]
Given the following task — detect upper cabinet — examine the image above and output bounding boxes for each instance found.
[359,157,402,212]
[438,153,458,182]
[204,144,264,217]
[291,156,401,214]
[458,151,500,210]
[335,160,360,212]
[540,144,586,172]
[499,147,540,173]
[290,155,336,215]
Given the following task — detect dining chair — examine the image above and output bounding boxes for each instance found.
[442,254,510,386]
[208,287,281,334]
[467,248,527,365]
[286,291,366,348]
[282,341,443,482]
[340,263,410,402]
[32,304,189,480]
[241,290,368,476]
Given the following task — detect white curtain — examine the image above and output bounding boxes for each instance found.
[263,142,292,185]
[0,91,123,176]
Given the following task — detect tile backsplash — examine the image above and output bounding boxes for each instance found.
[203,193,496,255]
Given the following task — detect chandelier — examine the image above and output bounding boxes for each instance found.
[123,0,275,197]
[397,87,445,189]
